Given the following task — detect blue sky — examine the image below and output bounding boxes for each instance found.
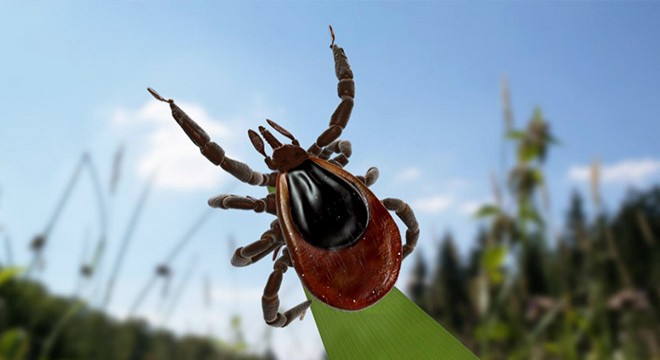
[2,3,660,359]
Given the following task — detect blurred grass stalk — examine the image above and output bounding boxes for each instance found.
[102,171,156,309]
[128,210,212,317]
[162,255,198,326]
[25,153,89,278]
[25,153,108,281]
[34,154,109,360]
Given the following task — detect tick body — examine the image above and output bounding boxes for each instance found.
[277,157,402,311]
[148,26,419,327]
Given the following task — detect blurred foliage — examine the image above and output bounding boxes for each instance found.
[0,268,22,288]
[0,277,266,360]
[408,108,660,359]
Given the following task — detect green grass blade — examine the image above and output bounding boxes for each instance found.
[307,287,479,360]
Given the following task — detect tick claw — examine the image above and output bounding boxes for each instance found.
[329,25,335,48]
[147,87,171,103]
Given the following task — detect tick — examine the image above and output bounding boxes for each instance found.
[147,26,419,327]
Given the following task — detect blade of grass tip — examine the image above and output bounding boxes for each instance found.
[162,255,198,326]
[102,170,157,309]
[307,287,479,360]
[128,209,212,316]
[25,153,88,278]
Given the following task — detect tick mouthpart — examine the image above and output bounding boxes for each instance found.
[266,119,300,146]
[258,126,283,149]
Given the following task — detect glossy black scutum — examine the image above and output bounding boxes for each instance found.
[286,160,369,250]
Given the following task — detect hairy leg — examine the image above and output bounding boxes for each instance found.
[308,26,355,156]
[208,193,276,215]
[319,139,352,167]
[382,198,419,259]
[148,88,274,187]
[231,221,284,267]
[356,167,379,187]
[262,248,312,327]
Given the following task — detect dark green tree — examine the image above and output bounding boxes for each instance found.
[407,253,428,307]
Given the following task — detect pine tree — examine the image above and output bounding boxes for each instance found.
[429,233,469,333]
[407,253,428,309]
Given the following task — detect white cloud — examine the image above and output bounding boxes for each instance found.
[211,286,263,302]
[460,200,485,216]
[412,195,453,213]
[395,167,421,182]
[568,158,660,185]
[113,100,242,191]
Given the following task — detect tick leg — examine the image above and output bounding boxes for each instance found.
[208,193,276,216]
[320,139,352,167]
[357,167,379,187]
[262,248,312,327]
[232,221,283,267]
[147,88,273,187]
[382,198,419,260]
[308,26,355,156]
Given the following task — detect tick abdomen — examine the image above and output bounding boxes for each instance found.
[286,159,369,250]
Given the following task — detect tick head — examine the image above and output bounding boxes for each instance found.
[272,144,309,172]
[249,120,308,172]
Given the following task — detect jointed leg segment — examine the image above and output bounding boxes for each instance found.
[309,26,355,156]
[382,198,419,260]
[357,167,379,187]
[231,220,283,267]
[147,88,273,187]
[208,193,276,215]
[320,139,352,167]
[262,248,312,327]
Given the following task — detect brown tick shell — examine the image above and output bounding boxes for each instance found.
[276,157,402,311]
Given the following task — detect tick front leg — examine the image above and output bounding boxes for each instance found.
[262,248,312,327]
[308,26,355,156]
[231,221,283,267]
[208,193,276,215]
[147,88,273,187]
[382,198,419,260]
[357,167,379,187]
